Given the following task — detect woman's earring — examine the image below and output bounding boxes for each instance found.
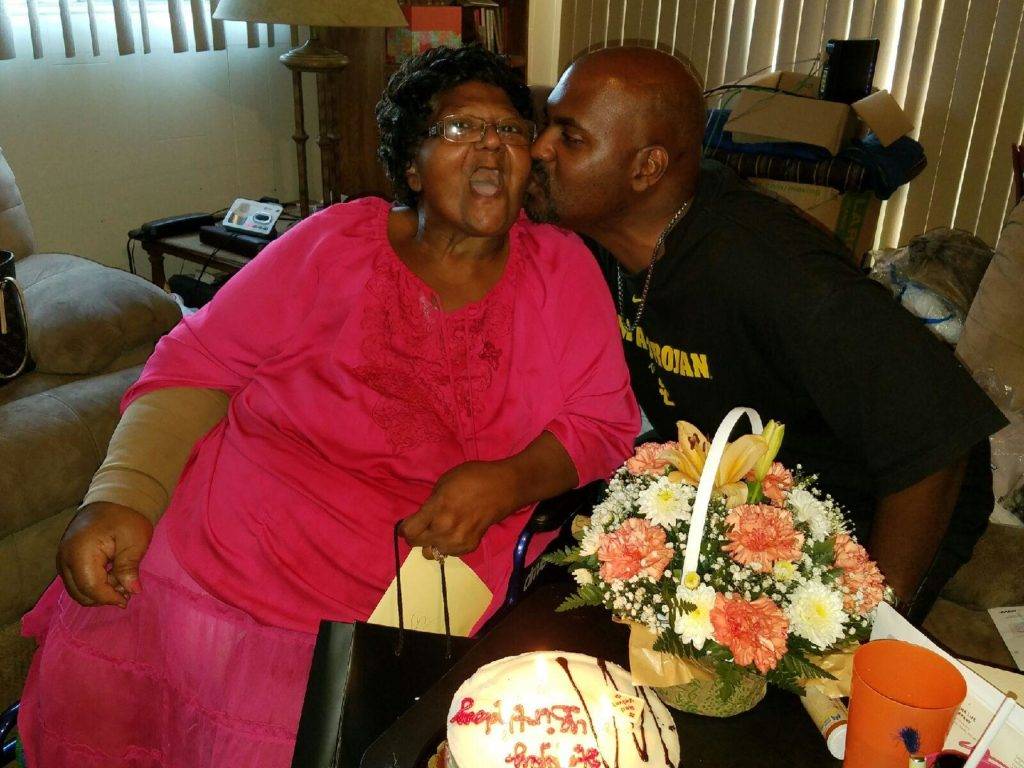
[405,164,422,193]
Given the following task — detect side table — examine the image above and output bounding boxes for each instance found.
[139,232,253,288]
[137,210,301,288]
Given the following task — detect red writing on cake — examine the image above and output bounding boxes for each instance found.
[504,741,560,768]
[509,704,589,736]
[568,744,602,768]
[450,698,590,738]
[450,698,505,735]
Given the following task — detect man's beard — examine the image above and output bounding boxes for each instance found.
[524,161,560,224]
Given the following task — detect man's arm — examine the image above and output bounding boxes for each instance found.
[870,457,967,605]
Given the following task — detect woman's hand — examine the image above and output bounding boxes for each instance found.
[56,502,154,608]
[399,433,579,558]
[399,462,517,557]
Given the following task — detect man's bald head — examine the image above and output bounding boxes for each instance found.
[566,47,707,167]
[526,46,707,238]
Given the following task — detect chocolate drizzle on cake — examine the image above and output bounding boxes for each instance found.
[555,656,613,768]
[637,688,673,766]
[596,659,644,763]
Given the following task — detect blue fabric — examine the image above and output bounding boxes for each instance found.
[703,109,831,162]
[839,132,927,200]
[702,108,927,199]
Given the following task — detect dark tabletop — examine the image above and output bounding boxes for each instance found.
[360,582,842,768]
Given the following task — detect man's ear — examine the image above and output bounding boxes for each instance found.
[630,146,669,192]
[405,162,423,193]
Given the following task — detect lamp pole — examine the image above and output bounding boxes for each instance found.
[288,26,309,217]
[280,26,349,212]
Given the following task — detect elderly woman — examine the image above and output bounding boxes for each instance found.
[17,45,638,767]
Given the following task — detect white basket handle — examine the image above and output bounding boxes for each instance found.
[681,407,763,578]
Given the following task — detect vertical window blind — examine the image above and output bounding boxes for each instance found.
[558,0,1024,248]
[0,0,274,59]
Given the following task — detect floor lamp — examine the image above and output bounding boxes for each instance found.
[213,0,407,217]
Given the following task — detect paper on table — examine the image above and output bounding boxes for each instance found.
[870,603,1024,767]
[989,606,1024,672]
[367,548,493,637]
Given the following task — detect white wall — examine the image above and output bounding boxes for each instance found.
[527,0,563,87]
[0,7,322,274]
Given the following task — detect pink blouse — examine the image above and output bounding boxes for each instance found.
[125,198,639,633]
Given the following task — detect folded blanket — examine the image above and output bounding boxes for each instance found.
[703,108,927,199]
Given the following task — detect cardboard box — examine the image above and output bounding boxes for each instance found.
[744,70,821,97]
[752,178,881,258]
[727,90,855,154]
[724,71,914,154]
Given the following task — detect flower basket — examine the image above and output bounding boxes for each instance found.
[548,407,890,717]
[654,659,766,717]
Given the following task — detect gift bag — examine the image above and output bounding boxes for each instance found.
[291,524,476,768]
[0,250,30,381]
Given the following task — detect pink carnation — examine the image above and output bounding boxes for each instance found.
[833,533,886,614]
[759,462,795,505]
[597,518,674,582]
[710,594,789,673]
[722,504,805,572]
[626,442,674,477]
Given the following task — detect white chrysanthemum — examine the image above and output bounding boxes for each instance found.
[579,527,602,556]
[673,584,717,650]
[638,477,692,528]
[572,568,594,586]
[788,488,832,541]
[786,581,848,650]
[773,560,797,582]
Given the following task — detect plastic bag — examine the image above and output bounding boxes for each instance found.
[868,229,995,344]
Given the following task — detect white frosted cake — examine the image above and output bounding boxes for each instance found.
[441,651,680,768]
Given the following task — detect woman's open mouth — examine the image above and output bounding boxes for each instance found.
[469,167,504,197]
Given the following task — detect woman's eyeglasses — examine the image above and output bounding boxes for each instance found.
[427,115,537,146]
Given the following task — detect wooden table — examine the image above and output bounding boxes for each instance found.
[357,582,842,768]
[138,231,254,288]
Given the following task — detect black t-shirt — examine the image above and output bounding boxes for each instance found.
[589,160,1007,545]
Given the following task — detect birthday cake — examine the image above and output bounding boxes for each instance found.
[442,651,680,768]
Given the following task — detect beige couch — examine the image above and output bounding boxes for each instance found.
[0,147,181,707]
[923,199,1024,668]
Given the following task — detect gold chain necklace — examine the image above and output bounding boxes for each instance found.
[616,198,692,332]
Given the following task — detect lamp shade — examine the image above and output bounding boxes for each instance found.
[213,0,408,28]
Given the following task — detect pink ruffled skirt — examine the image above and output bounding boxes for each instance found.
[19,524,317,767]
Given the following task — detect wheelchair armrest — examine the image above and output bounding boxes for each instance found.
[526,480,606,533]
[1,701,18,766]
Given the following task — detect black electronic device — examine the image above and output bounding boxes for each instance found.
[819,38,880,104]
[129,212,217,241]
[167,273,230,309]
[198,223,276,258]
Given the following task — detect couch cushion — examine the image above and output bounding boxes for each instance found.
[0,507,75,627]
[0,366,141,539]
[0,147,36,260]
[956,200,1024,414]
[0,619,35,712]
[0,343,155,408]
[939,522,1024,609]
[17,253,180,375]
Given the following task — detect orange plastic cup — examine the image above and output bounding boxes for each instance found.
[844,640,967,768]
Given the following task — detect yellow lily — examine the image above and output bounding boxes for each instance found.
[752,420,785,481]
[660,421,768,508]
